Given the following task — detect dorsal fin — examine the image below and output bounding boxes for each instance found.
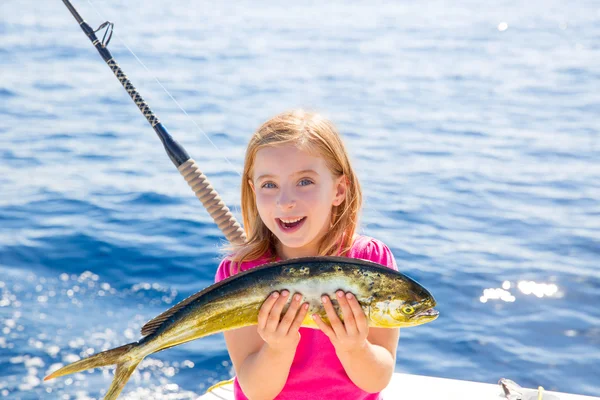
[140,287,211,337]
[140,257,274,337]
[140,256,391,337]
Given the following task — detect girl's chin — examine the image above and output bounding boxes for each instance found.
[274,232,327,255]
[276,236,311,248]
[274,234,320,255]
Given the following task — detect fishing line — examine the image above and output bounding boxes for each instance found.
[84,0,243,179]
[81,0,380,238]
[66,0,387,246]
[62,0,246,244]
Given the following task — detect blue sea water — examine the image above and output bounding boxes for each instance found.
[1,0,599,398]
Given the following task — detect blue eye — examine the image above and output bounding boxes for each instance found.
[298,179,313,186]
[261,182,277,189]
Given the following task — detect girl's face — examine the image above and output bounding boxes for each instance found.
[251,144,346,260]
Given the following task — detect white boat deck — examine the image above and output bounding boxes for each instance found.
[198,372,598,400]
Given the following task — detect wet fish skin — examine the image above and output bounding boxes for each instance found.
[44,256,438,399]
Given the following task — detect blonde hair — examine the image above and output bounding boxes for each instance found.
[226,109,362,273]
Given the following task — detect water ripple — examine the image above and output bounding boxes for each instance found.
[1,0,598,398]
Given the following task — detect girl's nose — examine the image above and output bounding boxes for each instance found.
[277,191,296,209]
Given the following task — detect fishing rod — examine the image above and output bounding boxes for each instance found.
[61,0,246,245]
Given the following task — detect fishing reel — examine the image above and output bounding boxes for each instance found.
[499,378,560,400]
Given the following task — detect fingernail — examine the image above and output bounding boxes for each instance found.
[282,290,289,297]
[272,292,279,298]
[337,291,344,298]
[321,296,328,303]
[312,314,318,319]
[346,293,353,299]
[303,304,309,310]
[294,294,301,302]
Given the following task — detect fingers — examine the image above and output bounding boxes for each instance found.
[266,290,289,331]
[278,293,304,333]
[258,291,281,331]
[288,301,310,334]
[312,312,335,338]
[336,291,357,336]
[346,292,368,335]
[259,291,308,332]
[321,294,346,335]
[259,290,367,347]
[314,292,368,337]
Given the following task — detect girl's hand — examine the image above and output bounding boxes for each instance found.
[257,290,309,352]
[312,291,369,354]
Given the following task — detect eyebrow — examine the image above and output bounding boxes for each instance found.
[256,169,319,181]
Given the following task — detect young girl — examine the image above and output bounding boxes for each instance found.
[215,109,400,400]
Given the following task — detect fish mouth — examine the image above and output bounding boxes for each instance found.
[414,308,439,320]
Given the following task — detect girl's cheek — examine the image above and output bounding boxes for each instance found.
[256,194,277,214]
[255,191,272,203]
[300,190,322,203]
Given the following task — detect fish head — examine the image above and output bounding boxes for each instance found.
[368,284,439,328]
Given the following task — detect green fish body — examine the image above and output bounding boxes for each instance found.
[44,256,438,399]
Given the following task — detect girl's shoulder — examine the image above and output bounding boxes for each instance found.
[348,235,398,271]
[214,254,273,283]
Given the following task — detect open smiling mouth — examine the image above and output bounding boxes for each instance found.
[276,217,307,232]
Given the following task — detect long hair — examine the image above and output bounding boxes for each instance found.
[226,109,362,273]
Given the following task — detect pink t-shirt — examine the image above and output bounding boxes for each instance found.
[214,235,398,400]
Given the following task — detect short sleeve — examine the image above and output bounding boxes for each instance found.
[361,238,398,271]
[215,258,233,283]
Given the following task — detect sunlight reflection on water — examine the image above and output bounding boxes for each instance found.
[480,280,561,303]
[1,0,599,397]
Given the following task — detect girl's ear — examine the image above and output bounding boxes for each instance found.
[332,175,347,206]
[248,179,256,194]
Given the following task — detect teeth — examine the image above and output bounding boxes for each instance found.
[280,217,304,224]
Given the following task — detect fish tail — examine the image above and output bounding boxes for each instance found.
[44,342,144,400]
[103,358,142,400]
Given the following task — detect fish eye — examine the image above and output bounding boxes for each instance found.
[402,305,415,315]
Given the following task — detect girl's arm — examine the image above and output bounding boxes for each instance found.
[313,291,400,393]
[224,291,308,400]
[336,327,399,393]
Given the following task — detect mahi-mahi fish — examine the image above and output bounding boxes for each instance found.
[44,256,439,399]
